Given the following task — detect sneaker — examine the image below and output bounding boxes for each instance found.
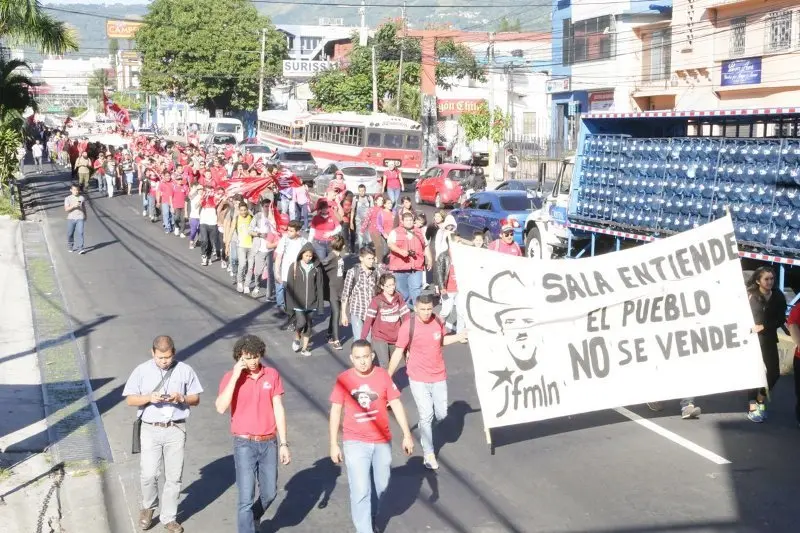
[68,248,74,253]
[251,288,260,298]
[77,249,86,255]
[291,340,301,352]
[646,402,663,412]
[300,349,312,357]
[331,340,342,351]
[180,233,186,239]
[243,288,251,296]
[680,404,701,419]
[221,260,227,269]
[758,402,768,421]
[423,453,439,470]
[747,409,764,423]
[174,228,180,236]
[236,283,244,293]
[226,265,232,274]
[266,295,276,302]
[201,256,208,266]
[229,270,235,278]
[142,209,147,217]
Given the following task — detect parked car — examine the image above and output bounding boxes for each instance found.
[239,143,272,157]
[493,179,545,208]
[315,161,381,196]
[450,190,537,246]
[270,148,320,184]
[414,163,473,208]
[204,133,238,152]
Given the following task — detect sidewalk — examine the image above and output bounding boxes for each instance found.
[0,218,111,533]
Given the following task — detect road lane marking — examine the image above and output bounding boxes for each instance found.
[614,407,732,465]
[118,473,138,533]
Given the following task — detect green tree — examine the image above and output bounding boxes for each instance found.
[87,68,111,108]
[496,17,522,32]
[135,0,286,114]
[310,22,483,118]
[0,59,38,130]
[0,0,78,55]
[110,92,144,112]
[458,102,510,145]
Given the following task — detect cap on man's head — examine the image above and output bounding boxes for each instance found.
[501,222,514,232]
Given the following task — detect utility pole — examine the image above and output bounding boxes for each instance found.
[488,32,496,181]
[396,1,407,115]
[371,46,378,113]
[507,62,516,151]
[258,28,266,113]
[359,0,367,46]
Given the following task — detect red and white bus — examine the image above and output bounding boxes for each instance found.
[256,110,309,149]
[303,112,423,177]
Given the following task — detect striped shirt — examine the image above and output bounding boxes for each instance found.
[342,265,381,321]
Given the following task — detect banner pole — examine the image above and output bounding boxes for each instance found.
[485,427,494,455]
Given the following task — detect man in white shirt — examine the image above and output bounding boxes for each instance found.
[274,220,308,323]
[31,140,44,173]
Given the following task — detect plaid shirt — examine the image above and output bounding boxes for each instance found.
[342,265,382,321]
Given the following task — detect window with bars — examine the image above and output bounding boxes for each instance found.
[522,112,538,136]
[765,10,792,52]
[729,17,746,57]
[307,123,364,146]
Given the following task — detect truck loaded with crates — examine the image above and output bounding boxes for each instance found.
[523,107,800,302]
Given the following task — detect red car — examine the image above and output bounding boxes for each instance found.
[414,163,470,208]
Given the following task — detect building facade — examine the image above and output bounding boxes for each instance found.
[549,0,673,148]
[669,0,800,111]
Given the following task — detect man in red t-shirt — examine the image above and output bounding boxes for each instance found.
[488,222,523,256]
[388,293,466,471]
[786,304,800,425]
[309,199,341,259]
[330,340,413,533]
[158,175,175,234]
[216,335,291,533]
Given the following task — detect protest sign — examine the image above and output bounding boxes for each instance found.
[450,216,767,430]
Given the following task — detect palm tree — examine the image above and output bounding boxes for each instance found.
[0,58,37,130]
[0,0,78,55]
[87,68,111,109]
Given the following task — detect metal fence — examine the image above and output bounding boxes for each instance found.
[503,136,572,182]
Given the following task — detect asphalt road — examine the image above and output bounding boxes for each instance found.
[23,166,800,533]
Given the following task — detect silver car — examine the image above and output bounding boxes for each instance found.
[270,148,320,184]
[315,161,382,196]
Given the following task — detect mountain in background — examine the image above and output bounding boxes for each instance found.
[32,1,550,61]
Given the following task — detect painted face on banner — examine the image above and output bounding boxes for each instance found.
[496,307,538,369]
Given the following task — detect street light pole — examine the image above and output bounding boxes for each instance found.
[258,28,266,113]
[488,32,495,181]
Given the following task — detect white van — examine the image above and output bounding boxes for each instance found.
[200,118,244,144]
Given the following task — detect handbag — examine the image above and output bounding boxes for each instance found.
[131,366,175,454]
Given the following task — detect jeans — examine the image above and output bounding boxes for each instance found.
[105,174,114,197]
[140,424,186,524]
[98,173,106,192]
[312,239,330,260]
[238,246,256,287]
[280,196,291,214]
[233,437,278,533]
[408,379,448,456]
[440,292,465,332]
[189,218,200,241]
[295,203,310,231]
[66,219,85,251]
[371,339,394,366]
[147,195,157,219]
[33,156,42,170]
[748,336,780,402]
[253,251,275,297]
[343,440,392,533]
[393,270,424,309]
[350,312,366,341]
[386,187,401,206]
[162,204,173,232]
[173,208,185,234]
[276,283,285,310]
[125,170,134,186]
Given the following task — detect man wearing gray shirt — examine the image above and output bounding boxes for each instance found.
[123,336,203,533]
[64,183,87,254]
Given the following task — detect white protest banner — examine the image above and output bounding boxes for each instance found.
[450,216,767,430]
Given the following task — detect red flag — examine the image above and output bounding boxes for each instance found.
[225,176,277,203]
[103,90,131,127]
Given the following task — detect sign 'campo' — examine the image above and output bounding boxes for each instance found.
[450,216,766,430]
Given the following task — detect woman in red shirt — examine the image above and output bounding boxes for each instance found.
[362,273,410,365]
[372,197,394,263]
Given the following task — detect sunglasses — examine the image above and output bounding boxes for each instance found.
[502,230,514,236]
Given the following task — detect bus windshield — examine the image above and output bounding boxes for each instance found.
[216,123,240,133]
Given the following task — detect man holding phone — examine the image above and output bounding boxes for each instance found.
[64,183,87,254]
[123,336,203,533]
